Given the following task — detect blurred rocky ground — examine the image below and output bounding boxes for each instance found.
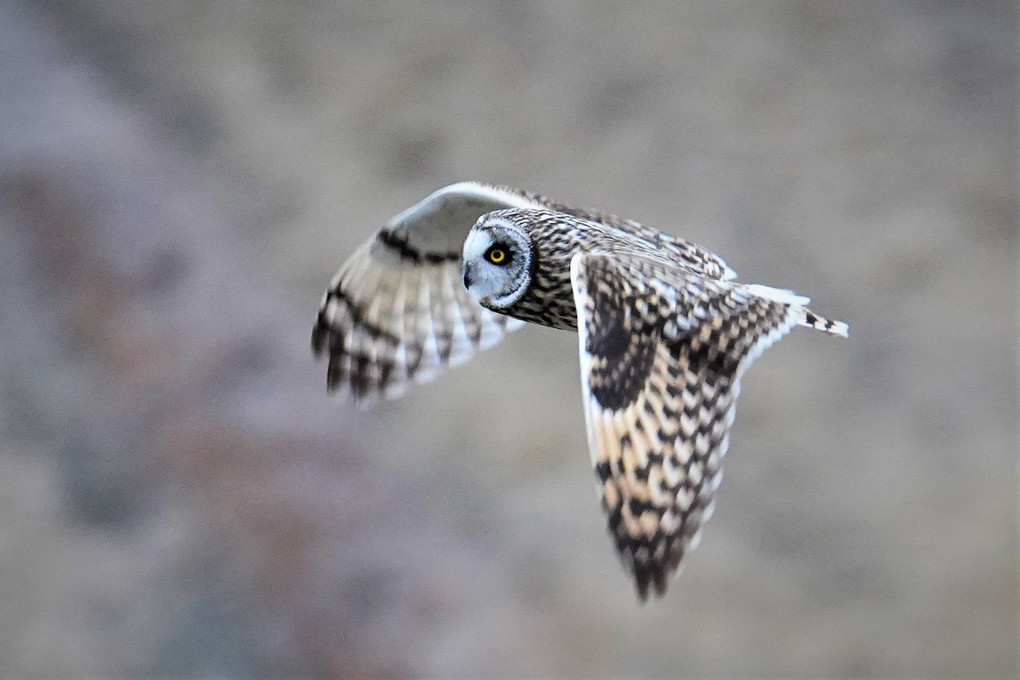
[0,1,1015,677]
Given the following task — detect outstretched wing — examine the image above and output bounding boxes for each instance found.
[312,182,549,402]
[570,251,844,599]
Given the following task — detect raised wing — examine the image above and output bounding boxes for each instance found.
[312,182,547,402]
[570,251,846,599]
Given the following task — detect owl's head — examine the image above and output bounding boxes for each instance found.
[461,210,534,310]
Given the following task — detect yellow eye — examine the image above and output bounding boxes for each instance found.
[487,247,507,264]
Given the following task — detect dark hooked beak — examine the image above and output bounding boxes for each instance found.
[462,262,474,290]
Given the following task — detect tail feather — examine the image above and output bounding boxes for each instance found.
[744,283,848,338]
[796,308,849,337]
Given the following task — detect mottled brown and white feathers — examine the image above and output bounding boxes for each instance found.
[311,182,732,401]
[570,251,844,598]
[313,182,848,600]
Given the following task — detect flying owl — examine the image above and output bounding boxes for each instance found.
[312,182,848,600]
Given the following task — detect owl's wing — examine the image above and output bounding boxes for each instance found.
[312,182,556,402]
[570,250,846,599]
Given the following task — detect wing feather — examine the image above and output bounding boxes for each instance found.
[570,250,832,599]
[312,182,542,402]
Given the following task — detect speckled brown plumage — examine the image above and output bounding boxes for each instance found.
[313,182,848,599]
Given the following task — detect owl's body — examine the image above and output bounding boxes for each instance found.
[313,182,847,600]
[473,208,734,331]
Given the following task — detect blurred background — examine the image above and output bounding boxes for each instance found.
[0,1,1015,677]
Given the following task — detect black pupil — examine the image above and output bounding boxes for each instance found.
[488,246,509,264]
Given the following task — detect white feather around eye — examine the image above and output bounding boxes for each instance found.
[461,219,532,309]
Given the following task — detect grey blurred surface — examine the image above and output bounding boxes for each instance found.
[0,1,1015,677]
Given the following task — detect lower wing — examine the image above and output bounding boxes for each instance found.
[570,250,846,598]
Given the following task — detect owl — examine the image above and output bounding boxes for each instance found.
[312,182,848,600]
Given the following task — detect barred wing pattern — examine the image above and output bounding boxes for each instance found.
[312,183,543,401]
[571,251,845,599]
